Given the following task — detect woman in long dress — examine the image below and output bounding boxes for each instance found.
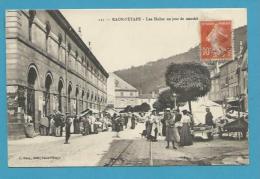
[131,114,136,129]
[146,115,153,140]
[180,110,193,146]
[165,109,180,149]
[114,115,121,137]
[161,113,167,137]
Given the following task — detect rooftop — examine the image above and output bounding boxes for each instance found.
[110,73,138,91]
[48,10,109,78]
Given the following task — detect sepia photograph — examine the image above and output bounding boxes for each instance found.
[6,8,248,167]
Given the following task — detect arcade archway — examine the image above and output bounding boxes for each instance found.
[44,73,53,116]
[27,65,38,125]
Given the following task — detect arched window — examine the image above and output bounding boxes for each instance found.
[45,21,51,52]
[45,21,51,37]
[68,83,72,113]
[81,90,85,110]
[58,33,63,46]
[81,56,84,64]
[58,78,63,112]
[27,65,38,124]
[58,33,64,63]
[86,90,90,100]
[28,10,36,41]
[75,87,79,114]
[91,92,94,101]
[67,43,71,54]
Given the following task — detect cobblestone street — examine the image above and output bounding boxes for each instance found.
[9,123,249,167]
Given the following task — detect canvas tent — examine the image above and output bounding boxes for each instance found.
[90,108,99,114]
[78,108,99,117]
[78,109,91,117]
[179,97,224,124]
[105,108,118,116]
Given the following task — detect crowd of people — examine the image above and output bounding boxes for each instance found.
[142,107,215,149]
[110,112,137,137]
[37,109,111,144]
[35,107,215,146]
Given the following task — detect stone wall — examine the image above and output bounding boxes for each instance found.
[6,10,108,139]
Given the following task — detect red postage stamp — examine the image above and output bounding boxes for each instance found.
[200,20,232,61]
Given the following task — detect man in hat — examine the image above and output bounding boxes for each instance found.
[205,108,214,127]
[124,113,129,129]
[205,107,214,139]
[130,113,136,129]
[64,112,72,144]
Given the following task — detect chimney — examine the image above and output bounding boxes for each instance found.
[88,41,92,51]
[78,26,82,38]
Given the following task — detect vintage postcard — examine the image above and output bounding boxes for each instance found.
[6,8,248,167]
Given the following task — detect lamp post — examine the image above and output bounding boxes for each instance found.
[173,92,177,109]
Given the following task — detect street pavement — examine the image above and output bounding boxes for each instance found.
[8,122,249,167]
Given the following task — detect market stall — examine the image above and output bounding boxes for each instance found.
[179,97,223,140]
[215,109,248,139]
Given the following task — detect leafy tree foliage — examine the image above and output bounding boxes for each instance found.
[133,105,142,112]
[121,103,151,113]
[153,100,163,111]
[140,102,151,112]
[120,105,133,113]
[157,89,187,110]
[165,62,211,112]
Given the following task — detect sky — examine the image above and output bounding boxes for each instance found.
[61,9,247,72]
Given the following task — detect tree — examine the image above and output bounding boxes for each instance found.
[140,102,151,112]
[157,89,187,110]
[153,100,163,111]
[165,62,211,112]
[158,89,175,109]
[123,105,133,113]
[133,105,141,112]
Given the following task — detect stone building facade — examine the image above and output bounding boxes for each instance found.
[107,73,139,111]
[138,93,157,108]
[219,60,240,102]
[6,10,108,138]
[208,46,248,112]
[238,48,248,112]
[208,63,222,103]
